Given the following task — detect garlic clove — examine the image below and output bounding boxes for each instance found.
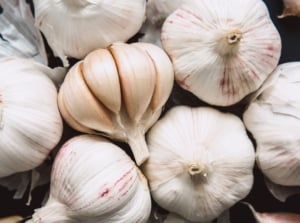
[57,84,95,134]
[161,0,281,106]
[109,42,156,122]
[278,0,300,18]
[82,48,122,114]
[60,61,115,133]
[132,42,175,112]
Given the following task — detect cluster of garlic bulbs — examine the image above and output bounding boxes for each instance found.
[28,135,151,223]
[58,42,174,165]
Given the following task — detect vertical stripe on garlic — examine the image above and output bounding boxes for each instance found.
[161,0,281,106]
[0,57,63,178]
[142,106,255,222]
[58,42,174,165]
[29,135,151,223]
[243,62,300,187]
[33,0,146,66]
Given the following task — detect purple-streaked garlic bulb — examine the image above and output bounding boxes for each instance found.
[28,135,151,223]
[161,0,281,106]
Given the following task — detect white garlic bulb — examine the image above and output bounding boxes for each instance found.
[29,135,151,223]
[161,0,281,106]
[243,62,300,186]
[142,106,255,222]
[33,0,146,66]
[278,0,300,18]
[0,57,63,178]
[58,42,174,165]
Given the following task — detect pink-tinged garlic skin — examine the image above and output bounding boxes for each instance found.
[30,135,151,223]
[161,0,281,106]
[279,0,300,18]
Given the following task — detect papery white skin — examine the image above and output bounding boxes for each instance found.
[58,42,174,165]
[28,135,151,223]
[0,57,63,177]
[243,62,300,186]
[161,0,281,106]
[143,106,255,222]
[0,0,48,64]
[139,0,187,46]
[33,0,146,66]
[278,0,300,18]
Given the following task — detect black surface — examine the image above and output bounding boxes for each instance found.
[1,0,300,222]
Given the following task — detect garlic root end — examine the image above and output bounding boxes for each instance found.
[188,163,208,177]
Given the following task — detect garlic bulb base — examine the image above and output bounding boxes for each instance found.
[227,31,242,45]
[216,30,242,56]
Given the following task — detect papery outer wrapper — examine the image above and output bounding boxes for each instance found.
[0,0,48,64]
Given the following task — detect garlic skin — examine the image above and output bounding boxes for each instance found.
[139,0,187,46]
[243,62,300,186]
[58,42,174,165]
[161,0,281,106]
[33,0,146,66]
[29,135,151,223]
[0,57,63,178]
[278,0,300,18]
[142,106,255,222]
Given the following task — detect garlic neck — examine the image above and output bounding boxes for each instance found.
[188,163,208,178]
[215,30,242,56]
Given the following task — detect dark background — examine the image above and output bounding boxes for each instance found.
[1,0,300,222]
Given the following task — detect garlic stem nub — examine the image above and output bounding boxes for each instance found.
[216,30,242,56]
[227,30,242,45]
[188,163,207,177]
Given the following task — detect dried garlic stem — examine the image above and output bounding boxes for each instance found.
[188,163,208,177]
[216,30,242,56]
[128,131,150,166]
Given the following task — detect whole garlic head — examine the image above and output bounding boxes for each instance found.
[161,0,281,106]
[0,57,63,178]
[29,135,151,223]
[33,0,146,66]
[142,106,255,222]
[58,42,174,165]
[243,62,300,186]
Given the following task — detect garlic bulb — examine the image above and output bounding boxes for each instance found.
[278,0,300,18]
[0,57,63,178]
[58,42,174,165]
[142,106,255,222]
[161,0,281,106]
[29,134,151,223]
[33,0,146,66]
[139,0,187,46]
[243,62,300,186]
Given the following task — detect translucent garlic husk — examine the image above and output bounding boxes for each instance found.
[33,0,146,66]
[29,135,152,223]
[0,57,63,178]
[58,42,174,165]
[243,62,300,186]
[0,0,48,64]
[139,0,187,47]
[278,0,300,18]
[142,106,255,222]
[161,0,281,106]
